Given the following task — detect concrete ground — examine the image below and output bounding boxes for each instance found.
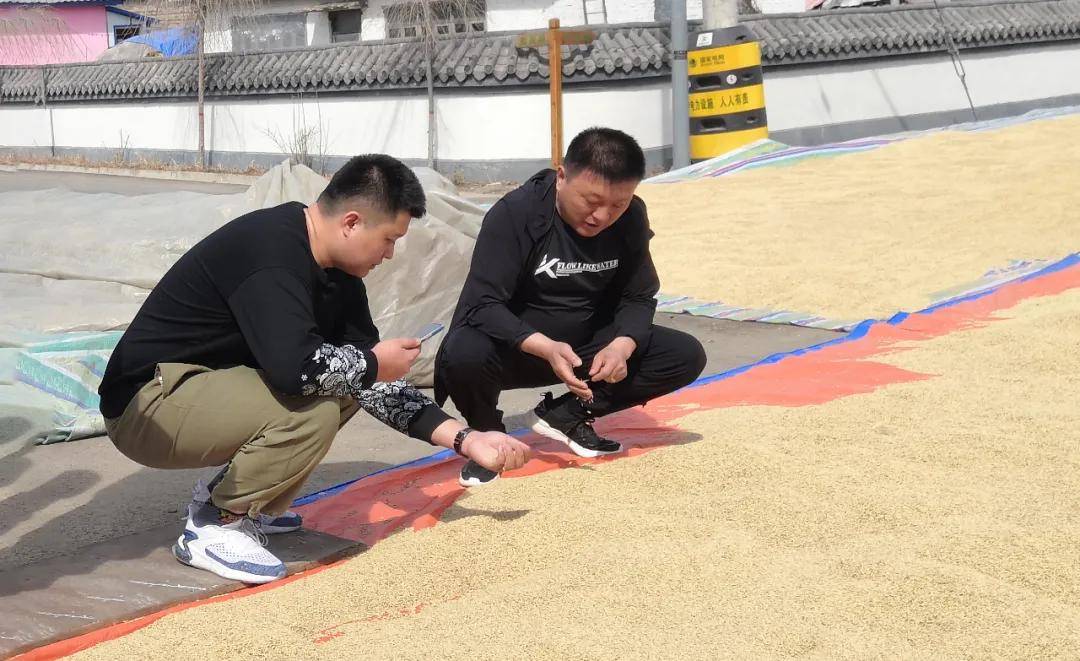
[0,170,248,196]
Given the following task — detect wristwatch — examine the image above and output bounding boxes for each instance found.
[453,427,473,456]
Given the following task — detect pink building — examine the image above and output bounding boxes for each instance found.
[0,0,141,65]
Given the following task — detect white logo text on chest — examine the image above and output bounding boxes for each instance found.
[534,254,619,279]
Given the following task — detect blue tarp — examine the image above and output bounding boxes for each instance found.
[125,27,198,57]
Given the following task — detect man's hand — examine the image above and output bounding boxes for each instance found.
[461,431,532,473]
[522,333,592,400]
[371,338,421,382]
[589,337,636,384]
[431,421,533,474]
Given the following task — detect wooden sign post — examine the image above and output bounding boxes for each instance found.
[516,21,596,169]
[547,18,564,169]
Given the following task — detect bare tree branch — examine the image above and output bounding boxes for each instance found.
[261,92,329,174]
[121,0,264,169]
[386,0,485,169]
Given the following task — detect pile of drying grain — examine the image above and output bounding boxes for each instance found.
[640,115,1080,321]
[75,286,1080,659]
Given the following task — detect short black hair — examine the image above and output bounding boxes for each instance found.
[318,154,426,219]
[563,127,646,183]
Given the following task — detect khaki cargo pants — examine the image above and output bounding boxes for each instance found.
[105,363,358,518]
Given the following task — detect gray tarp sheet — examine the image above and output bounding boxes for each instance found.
[0,162,483,453]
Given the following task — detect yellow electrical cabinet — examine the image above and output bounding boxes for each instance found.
[688,25,768,161]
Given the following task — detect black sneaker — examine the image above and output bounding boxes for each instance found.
[459,460,499,488]
[531,392,623,458]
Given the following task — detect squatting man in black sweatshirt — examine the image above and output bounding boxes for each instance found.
[436,127,707,487]
[98,155,531,584]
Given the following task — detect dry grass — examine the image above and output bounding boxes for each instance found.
[0,152,266,176]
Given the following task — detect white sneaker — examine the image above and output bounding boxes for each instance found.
[191,477,302,535]
[172,501,286,584]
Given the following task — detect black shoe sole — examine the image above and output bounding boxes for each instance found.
[531,416,623,458]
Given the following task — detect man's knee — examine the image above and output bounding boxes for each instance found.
[682,334,708,384]
[439,327,502,381]
[652,327,707,386]
[274,396,341,450]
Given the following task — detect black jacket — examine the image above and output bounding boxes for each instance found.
[447,169,659,350]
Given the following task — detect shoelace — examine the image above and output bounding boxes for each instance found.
[579,398,598,434]
[569,415,601,443]
[240,517,269,548]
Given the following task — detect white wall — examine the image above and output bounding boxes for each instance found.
[478,0,700,32]
[485,0,586,32]
[231,0,696,47]
[205,4,341,53]
[45,103,201,152]
[755,0,808,13]
[205,30,233,53]
[762,41,1080,133]
[360,0,391,41]
[209,95,430,159]
[0,107,51,149]
[436,82,670,159]
[307,11,332,47]
[0,80,665,162]
[361,0,614,41]
[2,41,1076,171]
[204,13,233,53]
[604,0,658,24]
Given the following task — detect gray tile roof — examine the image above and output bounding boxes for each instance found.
[2,0,1077,103]
[752,0,1080,63]
[0,0,117,4]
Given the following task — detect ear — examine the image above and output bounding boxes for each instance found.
[555,165,566,191]
[341,210,362,235]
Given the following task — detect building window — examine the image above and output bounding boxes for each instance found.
[385,0,485,39]
[231,13,308,52]
[330,9,363,42]
[113,25,140,44]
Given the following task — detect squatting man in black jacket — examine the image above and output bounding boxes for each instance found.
[98,155,530,584]
[436,127,707,487]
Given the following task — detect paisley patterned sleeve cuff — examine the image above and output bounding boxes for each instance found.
[299,344,449,439]
[355,380,447,438]
[299,343,378,398]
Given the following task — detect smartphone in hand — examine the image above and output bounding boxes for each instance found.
[415,322,445,344]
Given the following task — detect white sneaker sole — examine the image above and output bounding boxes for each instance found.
[530,415,623,459]
[173,537,285,584]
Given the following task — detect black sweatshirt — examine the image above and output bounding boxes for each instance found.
[98,202,450,441]
[449,169,659,349]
